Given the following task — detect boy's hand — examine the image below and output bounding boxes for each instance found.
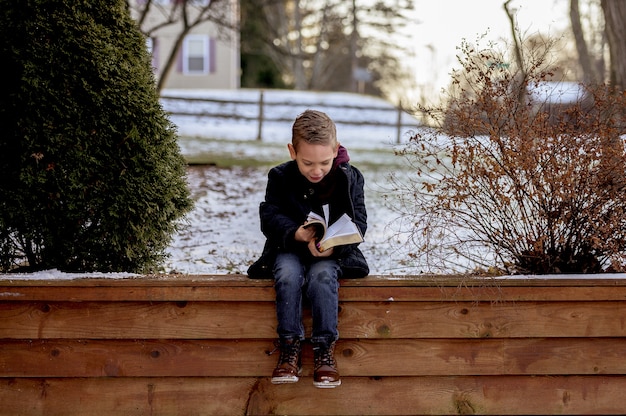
[308,240,334,257]
[295,224,317,243]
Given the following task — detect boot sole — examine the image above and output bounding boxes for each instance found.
[271,375,300,384]
[313,379,341,388]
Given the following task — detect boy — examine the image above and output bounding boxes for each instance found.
[247,109,369,388]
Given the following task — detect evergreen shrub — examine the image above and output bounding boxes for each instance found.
[0,0,193,273]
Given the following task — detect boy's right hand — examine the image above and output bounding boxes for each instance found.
[294,225,317,243]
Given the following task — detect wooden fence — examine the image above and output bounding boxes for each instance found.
[160,91,416,143]
[1,274,626,415]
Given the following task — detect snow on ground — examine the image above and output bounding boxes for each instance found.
[162,163,415,276]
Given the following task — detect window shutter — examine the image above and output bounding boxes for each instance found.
[209,38,216,73]
[177,46,183,73]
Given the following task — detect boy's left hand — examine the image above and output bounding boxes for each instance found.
[308,240,334,257]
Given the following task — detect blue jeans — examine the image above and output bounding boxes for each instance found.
[273,252,341,344]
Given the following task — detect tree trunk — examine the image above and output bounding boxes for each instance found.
[601,0,626,91]
[598,1,626,194]
[156,28,190,93]
[503,0,526,105]
[570,0,597,84]
[350,0,358,93]
[292,3,306,90]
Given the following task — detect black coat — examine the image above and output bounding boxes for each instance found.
[247,159,369,279]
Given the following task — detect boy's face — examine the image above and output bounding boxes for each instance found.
[288,141,338,184]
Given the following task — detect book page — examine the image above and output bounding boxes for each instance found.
[304,211,327,239]
[318,213,363,251]
[305,205,363,252]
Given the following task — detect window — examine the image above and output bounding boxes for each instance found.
[183,35,209,74]
[146,37,158,70]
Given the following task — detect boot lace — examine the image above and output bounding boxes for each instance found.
[269,340,300,367]
[314,343,336,368]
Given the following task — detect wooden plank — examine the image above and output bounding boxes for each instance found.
[1,376,625,415]
[0,301,277,339]
[341,338,626,376]
[1,338,625,378]
[248,375,626,415]
[0,377,254,416]
[3,274,626,287]
[3,284,626,302]
[340,285,626,302]
[339,300,626,339]
[0,285,277,302]
[2,300,626,339]
[3,274,626,304]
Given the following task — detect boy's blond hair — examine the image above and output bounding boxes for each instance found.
[291,110,338,151]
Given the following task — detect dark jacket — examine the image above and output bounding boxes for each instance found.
[247,146,369,279]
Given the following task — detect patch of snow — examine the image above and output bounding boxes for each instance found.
[529,81,586,105]
[162,164,418,277]
[0,269,139,280]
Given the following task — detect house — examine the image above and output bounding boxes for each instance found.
[443,80,591,135]
[528,81,591,126]
[129,0,240,90]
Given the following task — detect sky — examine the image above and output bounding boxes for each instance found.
[408,0,570,103]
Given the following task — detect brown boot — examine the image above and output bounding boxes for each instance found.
[270,338,302,384]
[313,341,341,388]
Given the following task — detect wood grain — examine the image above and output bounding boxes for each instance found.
[1,300,625,339]
[1,338,624,377]
[1,376,625,415]
[1,275,626,415]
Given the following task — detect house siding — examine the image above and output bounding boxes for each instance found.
[130,0,239,90]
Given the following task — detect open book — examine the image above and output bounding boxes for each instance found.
[304,204,364,252]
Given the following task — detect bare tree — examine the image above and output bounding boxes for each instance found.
[601,0,626,90]
[570,0,599,84]
[247,0,414,97]
[128,0,236,92]
[503,0,527,105]
[503,1,524,76]
[259,0,350,90]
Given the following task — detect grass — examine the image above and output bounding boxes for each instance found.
[179,136,407,171]
[185,154,275,168]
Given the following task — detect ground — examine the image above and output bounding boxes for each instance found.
[163,163,421,276]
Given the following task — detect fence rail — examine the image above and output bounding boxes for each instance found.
[161,91,417,143]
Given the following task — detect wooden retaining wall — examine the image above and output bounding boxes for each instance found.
[1,274,626,415]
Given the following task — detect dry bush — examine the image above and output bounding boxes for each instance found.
[387,40,626,275]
